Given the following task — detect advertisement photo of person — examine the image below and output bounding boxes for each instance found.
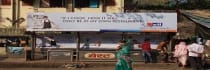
[42,16,58,29]
[94,41,101,47]
[81,38,90,49]
[27,14,60,30]
[44,36,58,48]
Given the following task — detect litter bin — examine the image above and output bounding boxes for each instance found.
[25,50,31,61]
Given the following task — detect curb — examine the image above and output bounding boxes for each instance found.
[0,61,176,68]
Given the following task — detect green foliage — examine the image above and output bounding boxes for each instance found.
[125,0,210,10]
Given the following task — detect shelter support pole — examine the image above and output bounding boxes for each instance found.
[102,0,106,12]
[12,0,17,27]
[168,32,176,52]
[17,0,20,27]
[122,32,125,40]
[31,32,36,60]
[76,32,80,62]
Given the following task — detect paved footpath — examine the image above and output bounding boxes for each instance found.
[1,58,210,70]
[0,64,206,70]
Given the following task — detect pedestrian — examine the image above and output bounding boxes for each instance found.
[187,40,204,70]
[126,36,134,50]
[141,38,152,63]
[156,40,169,63]
[205,40,210,47]
[173,41,188,70]
[115,40,132,70]
[81,38,90,49]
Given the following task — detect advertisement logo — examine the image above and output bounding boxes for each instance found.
[84,53,115,59]
[147,22,163,27]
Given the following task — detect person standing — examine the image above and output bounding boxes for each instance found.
[141,38,152,63]
[156,40,169,63]
[126,36,134,50]
[81,38,90,49]
[115,40,132,70]
[174,41,188,70]
[187,41,204,70]
[205,40,210,47]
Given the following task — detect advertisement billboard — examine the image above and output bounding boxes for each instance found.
[35,33,166,49]
[27,13,177,32]
[36,34,76,48]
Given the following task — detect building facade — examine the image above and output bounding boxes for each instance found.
[0,0,124,28]
[0,0,180,62]
[0,0,125,60]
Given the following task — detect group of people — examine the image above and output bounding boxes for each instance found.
[114,37,165,70]
[174,40,205,70]
[114,37,154,70]
[114,37,209,70]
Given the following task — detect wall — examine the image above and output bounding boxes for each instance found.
[0,0,124,28]
[74,0,103,13]
[106,0,124,13]
[74,0,124,13]
[19,1,67,28]
[0,6,12,28]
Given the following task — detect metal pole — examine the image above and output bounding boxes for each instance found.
[17,0,20,28]
[72,0,75,12]
[0,0,2,22]
[76,32,80,62]
[122,32,125,40]
[31,32,36,60]
[12,0,17,28]
[102,0,106,12]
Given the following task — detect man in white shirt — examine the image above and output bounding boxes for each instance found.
[188,41,204,70]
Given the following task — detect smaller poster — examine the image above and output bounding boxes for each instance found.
[36,34,76,48]
[7,47,24,55]
[80,32,121,49]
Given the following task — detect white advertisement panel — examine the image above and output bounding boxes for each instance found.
[35,33,166,49]
[36,34,76,48]
[79,32,167,49]
[27,13,177,32]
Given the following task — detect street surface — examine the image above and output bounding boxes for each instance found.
[1,63,208,70]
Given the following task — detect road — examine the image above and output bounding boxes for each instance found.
[1,63,210,70]
[0,64,195,70]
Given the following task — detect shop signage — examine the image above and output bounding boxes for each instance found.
[84,53,115,59]
[79,51,144,62]
[27,13,177,32]
[0,28,25,36]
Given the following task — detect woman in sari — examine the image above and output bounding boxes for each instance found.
[115,40,133,70]
[174,41,188,70]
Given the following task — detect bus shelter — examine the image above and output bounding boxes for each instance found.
[26,13,177,62]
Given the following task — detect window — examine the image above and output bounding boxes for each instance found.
[75,0,99,8]
[1,0,11,5]
[40,0,66,8]
[22,0,34,6]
